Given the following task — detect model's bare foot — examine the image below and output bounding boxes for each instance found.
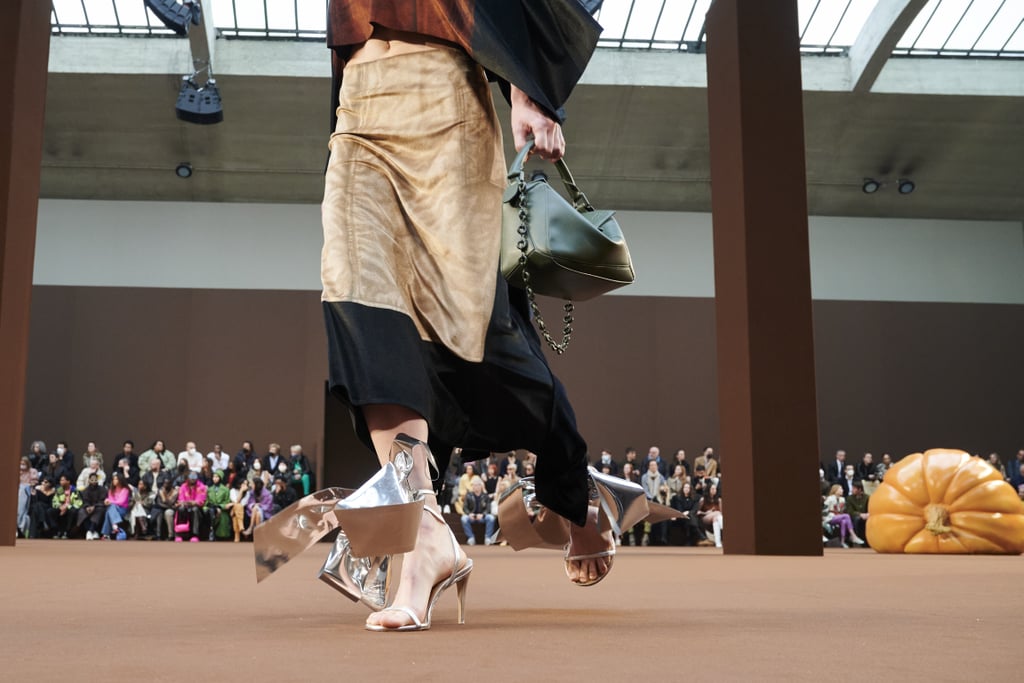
[365,499,467,629]
[565,506,615,585]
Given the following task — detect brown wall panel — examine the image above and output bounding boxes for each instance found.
[23,287,1024,480]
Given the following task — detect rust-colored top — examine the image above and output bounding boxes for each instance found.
[328,0,475,53]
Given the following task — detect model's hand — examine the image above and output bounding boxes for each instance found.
[510,85,564,162]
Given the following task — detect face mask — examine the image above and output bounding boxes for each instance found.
[57,448,66,456]
[21,464,27,470]
[253,463,261,470]
[278,464,287,473]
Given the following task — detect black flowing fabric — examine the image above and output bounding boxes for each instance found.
[324,283,590,526]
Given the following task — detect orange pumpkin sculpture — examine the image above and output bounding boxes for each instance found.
[866,448,1024,554]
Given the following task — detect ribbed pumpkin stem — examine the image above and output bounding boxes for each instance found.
[924,504,952,535]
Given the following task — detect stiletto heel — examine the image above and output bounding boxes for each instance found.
[365,503,473,632]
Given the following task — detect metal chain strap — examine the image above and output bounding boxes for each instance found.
[515,174,574,355]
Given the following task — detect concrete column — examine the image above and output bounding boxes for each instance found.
[705,0,822,555]
[1,0,52,546]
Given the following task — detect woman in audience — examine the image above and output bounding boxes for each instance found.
[150,478,178,541]
[28,476,57,538]
[17,456,39,537]
[454,463,477,515]
[80,442,104,471]
[874,453,894,481]
[138,440,176,472]
[666,464,687,499]
[225,458,246,488]
[822,483,864,547]
[246,459,271,489]
[228,478,249,542]
[101,472,132,539]
[48,473,82,539]
[697,482,724,548]
[40,452,68,486]
[76,457,106,490]
[670,480,699,546]
[205,470,233,541]
[130,479,155,538]
[198,458,216,486]
[241,477,273,538]
[27,440,47,471]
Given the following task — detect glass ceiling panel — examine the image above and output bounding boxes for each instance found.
[50,0,1023,58]
[895,0,1024,57]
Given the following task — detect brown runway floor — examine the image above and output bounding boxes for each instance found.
[1,541,1019,682]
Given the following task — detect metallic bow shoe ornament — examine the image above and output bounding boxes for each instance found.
[497,467,680,550]
[253,434,428,611]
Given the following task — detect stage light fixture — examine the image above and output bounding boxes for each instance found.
[898,179,915,195]
[175,77,223,124]
[862,178,881,194]
[143,0,201,37]
[175,162,193,178]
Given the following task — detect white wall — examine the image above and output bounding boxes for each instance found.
[34,199,1024,304]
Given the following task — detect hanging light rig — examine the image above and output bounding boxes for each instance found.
[144,1,223,124]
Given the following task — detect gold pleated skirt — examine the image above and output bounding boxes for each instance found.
[321,45,506,362]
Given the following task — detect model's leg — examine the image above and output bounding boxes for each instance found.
[362,404,467,629]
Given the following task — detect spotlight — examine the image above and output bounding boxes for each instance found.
[175,77,223,124]
[144,0,201,37]
[897,179,915,195]
[175,162,193,178]
[862,178,881,194]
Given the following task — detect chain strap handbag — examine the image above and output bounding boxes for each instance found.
[500,140,635,354]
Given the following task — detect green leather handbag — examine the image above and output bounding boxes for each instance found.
[501,140,635,353]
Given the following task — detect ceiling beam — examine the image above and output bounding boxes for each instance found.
[849,0,928,93]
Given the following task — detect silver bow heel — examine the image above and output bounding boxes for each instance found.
[254,433,432,611]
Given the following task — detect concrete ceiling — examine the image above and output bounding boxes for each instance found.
[40,62,1024,222]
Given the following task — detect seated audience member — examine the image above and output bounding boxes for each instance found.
[696,483,724,548]
[856,452,877,484]
[225,458,246,489]
[113,456,140,488]
[874,453,894,481]
[246,459,271,489]
[205,470,233,541]
[40,452,69,487]
[27,440,47,471]
[241,478,273,538]
[641,459,666,502]
[198,458,216,486]
[288,445,313,495]
[150,479,179,541]
[228,479,249,542]
[237,441,260,471]
[270,476,298,514]
[55,441,75,478]
[594,450,619,476]
[77,472,108,540]
[501,462,520,490]
[500,451,522,479]
[17,456,40,538]
[985,452,1005,478]
[174,471,208,542]
[76,457,106,490]
[142,456,172,493]
[138,440,176,473]
[49,474,82,539]
[130,480,155,538]
[119,440,139,471]
[178,442,204,473]
[845,480,871,543]
[1011,463,1024,499]
[81,442,104,472]
[695,447,719,481]
[669,481,700,546]
[100,472,132,540]
[29,476,57,539]
[620,462,639,485]
[622,447,640,474]
[262,443,287,474]
[642,446,669,478]
[482,462,500,495]
[207,444,230,473]
[522,461,535,477]
[455,463,477,514]
[691,466,708,497]
[840,464,857,497]
[172,462,190,487]
[648,484,672,546]
[460,476,495,545]
[822,484,864,547]
[671,449,690,479]
[288,464,307,500]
